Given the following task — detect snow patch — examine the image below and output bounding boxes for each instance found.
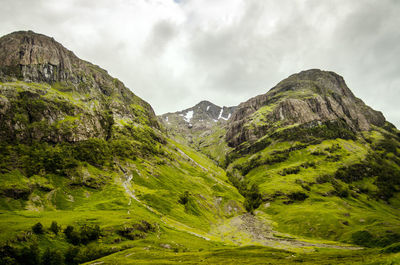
[220,113,231,121]
[184,110,194,122]
[165,116,169,122]
[217,109,223,120]
[206,106,210,111]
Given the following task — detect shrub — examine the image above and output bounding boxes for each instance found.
[382,242,400,253]
[41,248,64,265]
[244,184,262,213]
[73,245,115,264]
[352,230,374,247]
[74,138,111,166]
[64,246,80,265]
[64,224,101,245]
[64,225,80,245]
[287,191,308,202]
[17,243,40,265]
[79,224,101,244]
[50,221,60,235]
[352,230,400,247]
[32,222,44,234]
[280,166,300,176]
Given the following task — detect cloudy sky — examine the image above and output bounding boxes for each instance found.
[1,0,399,126]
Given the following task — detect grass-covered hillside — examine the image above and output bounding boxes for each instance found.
[227,123,400,246]
[1,32,400,264]
[0,80,245,264]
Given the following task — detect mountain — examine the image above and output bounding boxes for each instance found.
[223,69,400,249]
[159,100,236,165]
[0,30,159,143]
[1,31,400,264]
[226,69,386,149]
[0,31,245,264]
[160,100,235,129]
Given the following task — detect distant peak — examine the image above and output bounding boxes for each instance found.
[195,100,218,108]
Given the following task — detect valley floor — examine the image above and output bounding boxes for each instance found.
[84,245,400,265]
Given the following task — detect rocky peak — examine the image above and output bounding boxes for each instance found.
[0,31,142,103]
[0,31,159,143]
[0,30,82,83]
[272,69,356,99]
[226,69,386,148]
[160,100,236,130]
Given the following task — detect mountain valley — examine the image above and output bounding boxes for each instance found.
[1,31,400,265]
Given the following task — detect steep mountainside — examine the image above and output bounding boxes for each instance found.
[224,69,400,250]
[1,31,400,264]
[0,30,158,144]
[227,69,385,149]
[0,31,246,265]
[160,100,236,165]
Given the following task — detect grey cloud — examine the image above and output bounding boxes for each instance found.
[144,20,179,56]
[0,0,399,127]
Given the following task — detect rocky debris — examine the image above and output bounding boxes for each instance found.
[0,31,159,143]
[226,69,386,148]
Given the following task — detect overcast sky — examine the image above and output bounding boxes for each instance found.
[1,0,399,127]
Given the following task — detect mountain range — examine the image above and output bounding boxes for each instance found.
[0,31,400,265]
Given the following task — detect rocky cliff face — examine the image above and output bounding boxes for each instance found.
[0,31,158,143]
[226,69,386,148]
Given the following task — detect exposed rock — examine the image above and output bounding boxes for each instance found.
[159,100,236,164]
[226,69,386,148]
[0,31,159,143]
[160,100,236,132]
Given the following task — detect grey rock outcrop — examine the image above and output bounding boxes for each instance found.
[226,69,386,148]
[160,100,236,131]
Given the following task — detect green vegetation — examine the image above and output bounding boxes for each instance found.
[225,128,400,251]
[1,74,400,264]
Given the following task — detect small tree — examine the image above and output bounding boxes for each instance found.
[18,243,40,265]
[64,225,74,238]
[32,222,44,234]
[41,248,64,265]
[64,246,80,265]
[64,225,80,245]
[50,221,60,235]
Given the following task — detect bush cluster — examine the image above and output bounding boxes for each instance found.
[64,224,101,245]
[0,243,115,265]
[271,120,356,143]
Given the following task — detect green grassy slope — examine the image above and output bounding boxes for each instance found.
[0,80,245,264]
[1,81,400,264]
[226,124,400,249]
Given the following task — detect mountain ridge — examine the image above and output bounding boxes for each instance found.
[1,30,400,265]
[0,30,159,144]
[226,69,387,149]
